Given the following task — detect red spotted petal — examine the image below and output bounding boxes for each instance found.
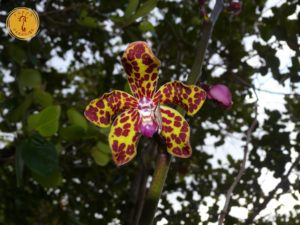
[84,91,138,128]
[109,109,141,166]
[121,41,161,99]
[160,106,192,158]
[153,81,206,116]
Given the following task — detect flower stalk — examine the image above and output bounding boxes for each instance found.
[139,150,171,225]
[139,1,224,224]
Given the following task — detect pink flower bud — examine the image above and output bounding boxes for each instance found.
[207,84,232,109]
[227,1,242,15]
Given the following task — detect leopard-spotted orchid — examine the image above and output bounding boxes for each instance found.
[84,42,206,166]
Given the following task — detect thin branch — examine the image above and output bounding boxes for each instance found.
[44,15,75,26]
[256,88,300,96]
[218,101,258,225]
[39,3,87,16]
[232,74,300,96]
[245,154,300,224]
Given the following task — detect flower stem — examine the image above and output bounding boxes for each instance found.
[139,151,171,225]
[138,1,224,224]
[188,0,224,86]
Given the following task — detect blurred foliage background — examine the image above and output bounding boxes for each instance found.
[0,0,299,224]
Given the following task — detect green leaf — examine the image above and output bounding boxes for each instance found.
[27,113,39,132]
[0,98,20,110]
[96,141,111,154]
[99,127,110,136]
[67,108,88,131]
[83,125,102,138]
[19,69,42,88]
[138,20,154,32]
[55,143,64,154]
[32,167,62,188]
[7,44,26,65]
[131,0,158,21]
[9,95,32,122]
[78,17,98,28]
[124,81,131,94]
[60,125,86,140]
[21,133,58,176]
[91,147,110,166]
[124,0,140,20]
[33,89,53,107]
[79,9,88,18]
[90,141,111,166]
[110,15,123,23]
[35,105,61,137]
[15,143,25,187]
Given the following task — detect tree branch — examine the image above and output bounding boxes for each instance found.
[245,154,300,224]
[218,102,258,225]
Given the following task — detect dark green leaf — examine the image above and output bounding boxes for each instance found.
[19,69,42,88]
[32,167,62,188]
[124,0,140,20]
[59,125,86,140]
[139,20,154,32]
[131,0,158,21]
[33,89,53,107]
[6,44,26,65]
[78,17,98,28]
[21,133,58,176]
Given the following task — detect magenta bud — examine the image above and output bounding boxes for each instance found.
[227,1,242,15]
[207,84,232,109]
[139,123,157,138]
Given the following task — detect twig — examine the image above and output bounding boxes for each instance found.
[218,101,258,225]
[39,3,87,16]
[232,74,300,96]
[44,15,75,26]
[245,154,300,224]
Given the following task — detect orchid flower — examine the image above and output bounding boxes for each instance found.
[85,42,206,166]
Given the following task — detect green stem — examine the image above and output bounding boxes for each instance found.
[188,0,224,85]
[139,1,224,224]
[139,151,171,225]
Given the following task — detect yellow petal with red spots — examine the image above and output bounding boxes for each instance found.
[121,41,161,99]
[153,81,206,116]
[84,90,138,128]
[160,106,192,158]
[108,109,141,166]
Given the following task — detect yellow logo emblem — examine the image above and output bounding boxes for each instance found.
[6,7,39,40]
